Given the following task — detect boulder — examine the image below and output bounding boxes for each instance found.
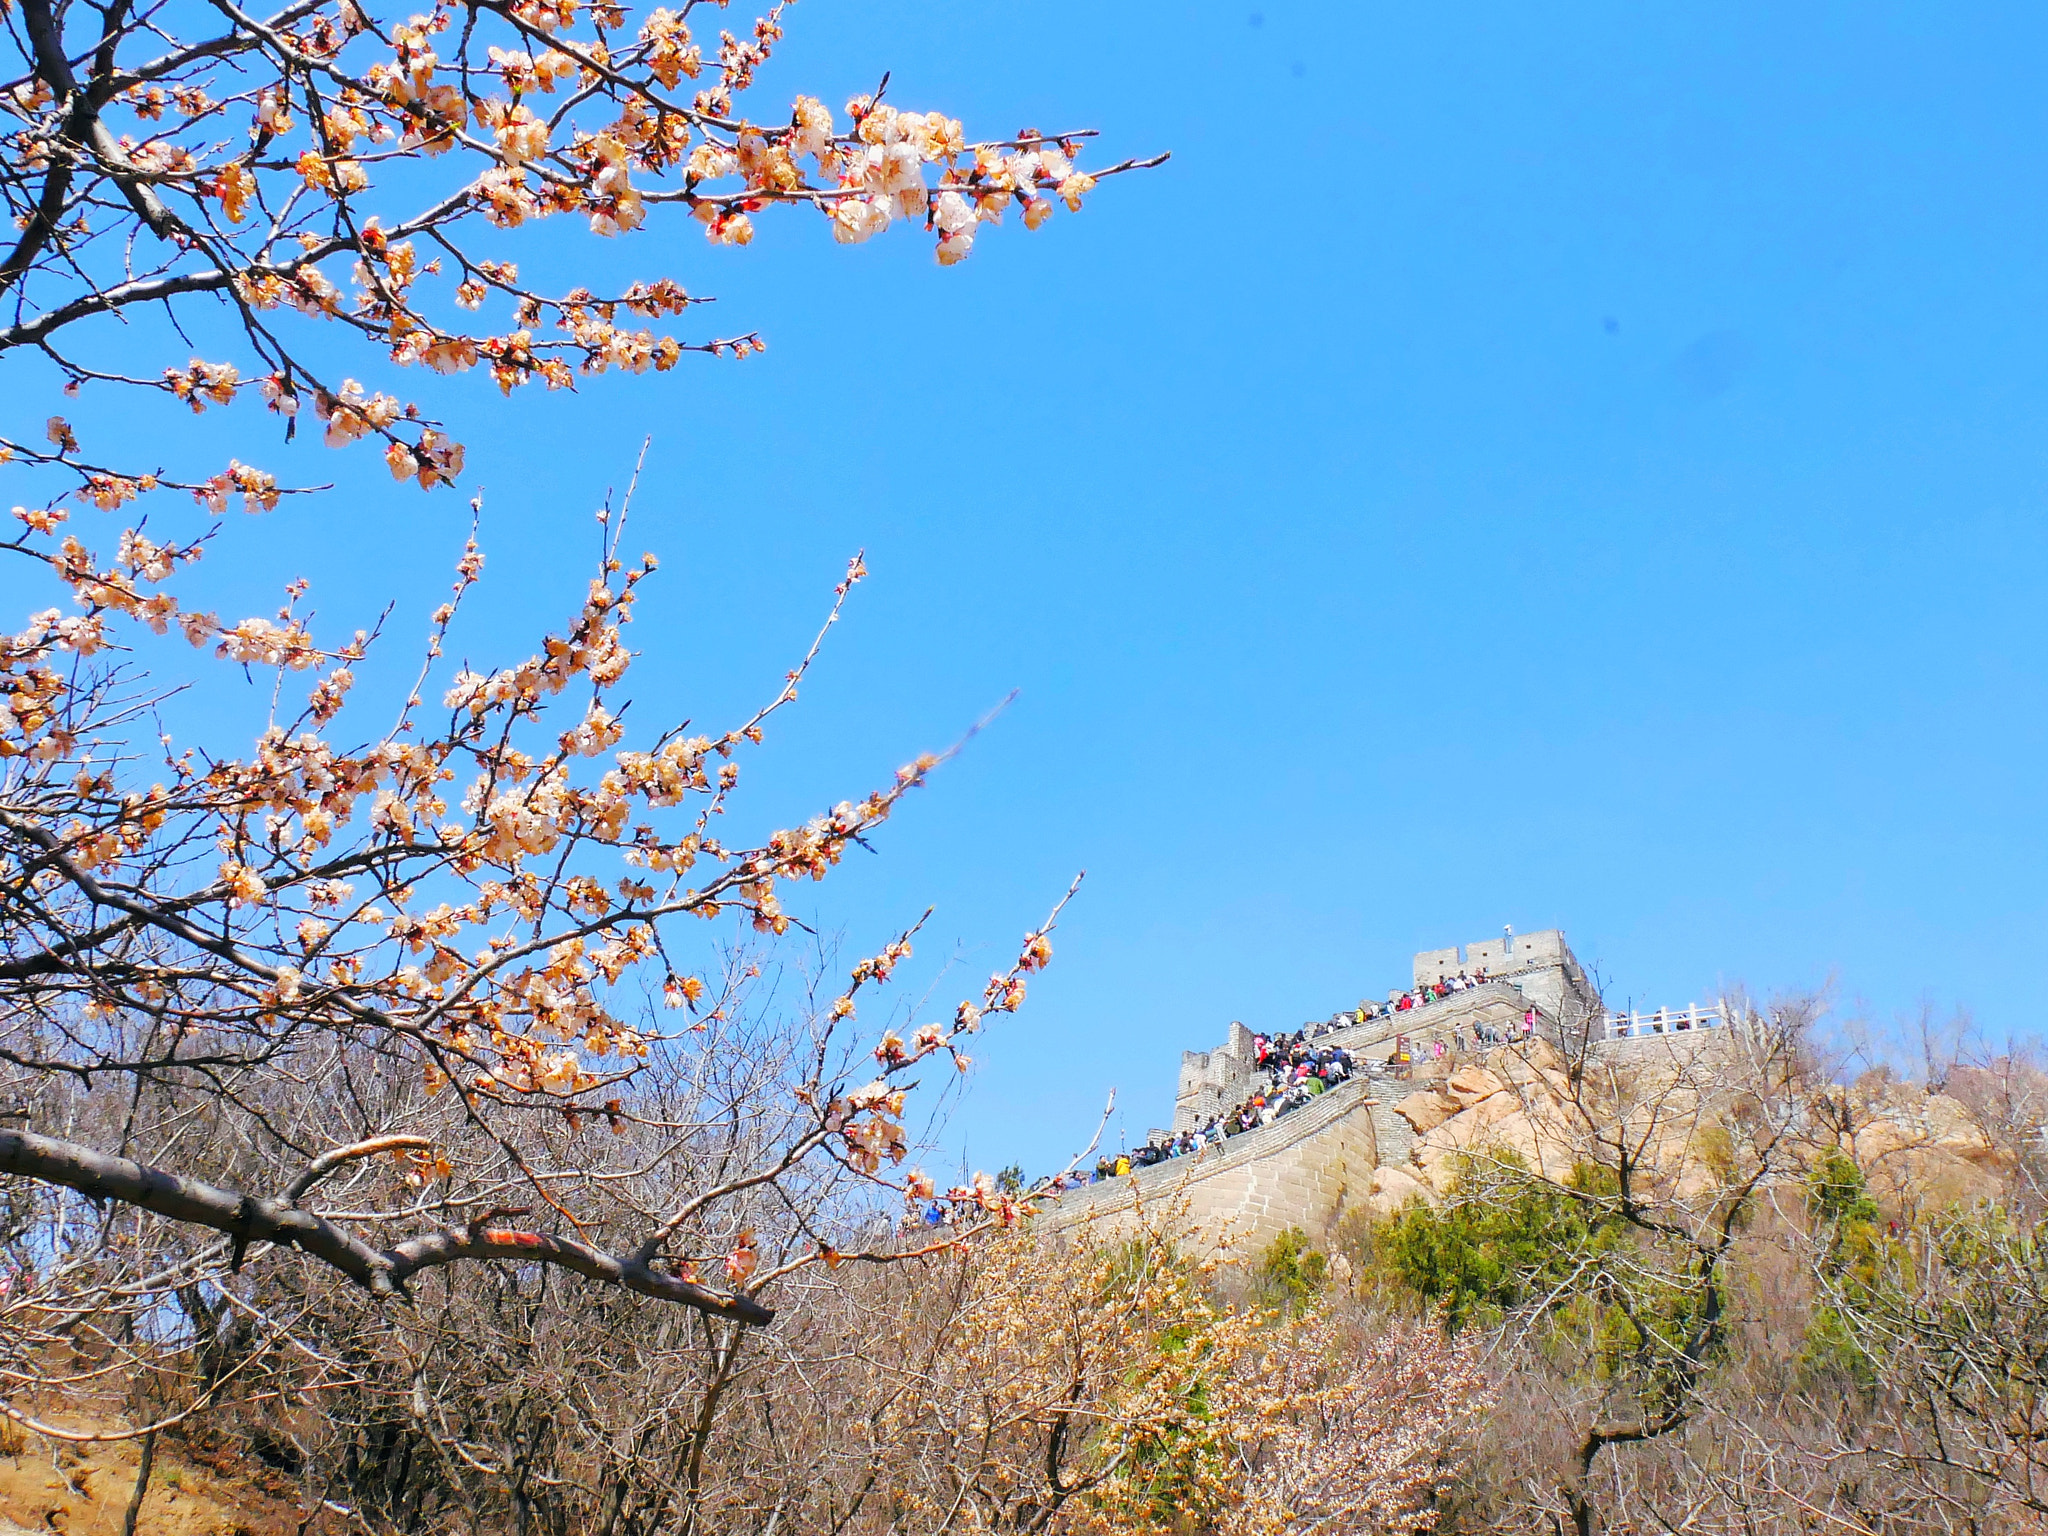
[1488,1106,1584,1183]
[1864,1145,2001,1213]
[1845,1087,2009,1212]
[1467,1089,1524,1129]
[1394,1090,1454,1136]
[1444,1065,1510,1109]
[1923,1094,2000,1165]
[1668,1161,1723,1205]
[1853,1116,1915,1168]
[1488,1039,1571,1100]
[1413,1093,1570,1172]
[1417,1144,1463,1193]
[1365,1164,1434,1218]
[1412,1113,1488,1169]
[1416,1103,1583,1192]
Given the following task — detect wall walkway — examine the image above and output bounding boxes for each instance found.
[1038,1074,1380,1253]
[1047,938,1718,1258]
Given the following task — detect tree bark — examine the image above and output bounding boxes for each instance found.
[0,1128,772,1322]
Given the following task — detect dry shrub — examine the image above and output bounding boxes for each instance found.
[1222,1308,1494,1536]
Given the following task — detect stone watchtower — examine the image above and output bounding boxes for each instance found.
[1410,929,1599,1025]
[1172,1021,1263,1137]
[1044,929,1606,1256]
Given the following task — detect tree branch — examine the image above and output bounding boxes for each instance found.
[4,0,175,306]
[0,1127,773,1323]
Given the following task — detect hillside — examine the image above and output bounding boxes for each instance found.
[1369,1033,2019,1219]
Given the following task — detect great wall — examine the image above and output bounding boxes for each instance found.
[1037,930,1738,1251]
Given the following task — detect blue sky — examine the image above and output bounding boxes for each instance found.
[11,2,2048,1173]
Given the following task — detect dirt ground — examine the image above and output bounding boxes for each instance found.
[0,1414,301,1536]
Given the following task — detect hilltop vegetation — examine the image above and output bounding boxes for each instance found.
[1333,1010,2048,1536]
[0,1004,2041,1536]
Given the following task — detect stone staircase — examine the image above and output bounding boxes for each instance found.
[1036,1072,1382,1240]
[1364,1074,1416,1167]
[1064,933,1614,1250]
[1174,979,1548,1137]
[1298,978,1537,1063]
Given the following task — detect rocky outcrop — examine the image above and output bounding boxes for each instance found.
[1841,1078,2011,1212]
[1363,1163,1435,1219]
[1393,1090,1454,1137]
[1369,1038,2020,1216]
[1387,1038,1590,1192]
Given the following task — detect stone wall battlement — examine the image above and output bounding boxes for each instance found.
[1036,1073,1380,1253]
[1414,930,1572,987]
[1098,931,1610,1252]
[1173,934,1603,1135]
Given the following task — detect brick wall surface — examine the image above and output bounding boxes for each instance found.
[1173,979,1548,1130]
[1045,936,1630,1257]
[1039,1078,1380,1254]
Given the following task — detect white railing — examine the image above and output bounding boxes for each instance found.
[1603,1002,1727,1040]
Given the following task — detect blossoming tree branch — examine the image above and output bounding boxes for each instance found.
[0,0,1143,1340]
[0,0,1163,499]
[0,489,1085,1329]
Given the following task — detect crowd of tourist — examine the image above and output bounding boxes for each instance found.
[1362,966,1496,1021]
[1071,1034,1361,1181]
[1015,968,1546,1197]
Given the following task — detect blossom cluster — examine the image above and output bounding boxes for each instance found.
[1,0,1152,514]
[832,911,1066,1213]
[0,0,1127,1327]
[0,451,1093,1317]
